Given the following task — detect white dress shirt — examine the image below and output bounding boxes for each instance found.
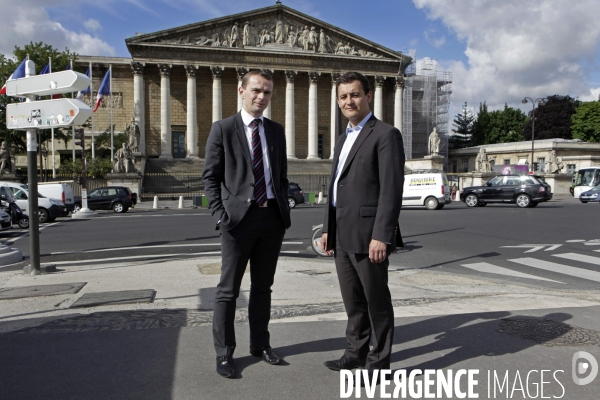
[240,109,275,200]
[332,112,372,207]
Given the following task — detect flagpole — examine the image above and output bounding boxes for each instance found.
[90,61,95,159]
[71,60,75,162]
[110,64,114,163]
[49,57,56,178]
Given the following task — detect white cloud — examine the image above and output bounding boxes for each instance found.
[413,0,600,115]
[83,18,102,32]
[0,1,115,58]
[424,28,445,49]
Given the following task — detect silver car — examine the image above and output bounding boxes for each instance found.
[0,209,12,231]
[579,184,600,203]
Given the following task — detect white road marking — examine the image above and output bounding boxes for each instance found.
[460,262,564,283]
[50,241,304,255]
[509,257,600,283]
[501,244,562,252]
[566,240,586,242]
[553,253,600,266]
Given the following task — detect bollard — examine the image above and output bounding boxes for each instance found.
[317,192,323,204]
[153,196,159,209]
[179,196,184,209]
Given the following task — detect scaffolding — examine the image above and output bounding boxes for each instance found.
[403,54,453,168]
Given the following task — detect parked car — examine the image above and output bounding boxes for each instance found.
[37,182,75,215]
[579,184,600,203]
[83,186,135,213]
[287,182,305,208]
[0,182,66,222]
[0,208,12,231]
[460,174,553,208]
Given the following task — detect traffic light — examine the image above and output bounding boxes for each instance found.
[75,128,85,148]
[74,176,82,185]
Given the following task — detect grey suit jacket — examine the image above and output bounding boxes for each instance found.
[202,112,291,231]
[323,115,405,254]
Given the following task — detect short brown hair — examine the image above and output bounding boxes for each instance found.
[241,70,273,88]
[335,71,371,96]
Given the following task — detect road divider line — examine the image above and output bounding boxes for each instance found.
[508,257,600,283]
[553,252,600,265]
[460,262,564,283]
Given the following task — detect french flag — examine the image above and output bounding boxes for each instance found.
[77,67,91,100]
[93,68,110,112]
[0,59,27,95]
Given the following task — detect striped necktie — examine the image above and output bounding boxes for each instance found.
[250,118,267,206]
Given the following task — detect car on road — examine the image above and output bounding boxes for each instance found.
[402,171,452,210]
[0,209,12,231]
[82,186,136,213]
[579,184,600,203]
[287,182,305,208]
[460,174,552,208]
[0,182,66,222]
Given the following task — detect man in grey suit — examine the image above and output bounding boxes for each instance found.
[321,71,405,379]
[203,70,291,378]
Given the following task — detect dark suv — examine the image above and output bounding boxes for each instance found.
[460,174,552,208]
[287,182,305,208]
[83,186,136,213]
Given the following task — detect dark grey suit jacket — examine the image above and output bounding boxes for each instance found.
[323,115,405,254]
[202,112,291,231]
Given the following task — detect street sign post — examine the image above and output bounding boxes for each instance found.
[6,98,92,129]
[5,70,91,97]
[5,60,92,275]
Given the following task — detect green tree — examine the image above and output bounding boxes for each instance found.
[571,100,600,142]
[472,103,526,145]
[93,125,128,159]
[523,95,580,140]
[87,158,114,178]
[449,102,475,149]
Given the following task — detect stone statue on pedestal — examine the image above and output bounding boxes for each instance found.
[428,127,440,156]
[546,150,564,173]
[125,116,141,153]
[475,148,492,172]
[0,142,16,174]
[113,143,137,174]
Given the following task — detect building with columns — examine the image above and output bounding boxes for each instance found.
[76,4,411,167]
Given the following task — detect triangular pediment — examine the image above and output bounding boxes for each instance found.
[126,4,408,64]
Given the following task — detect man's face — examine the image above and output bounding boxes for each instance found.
[239,75,273,118]
[337,80,372,126]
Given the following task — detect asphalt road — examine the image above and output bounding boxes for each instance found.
[2,197,599,291]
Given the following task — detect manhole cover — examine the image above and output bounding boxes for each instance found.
[0,282,87,300]
[70,289,156,308]
[295,270,330,276]
[498,318,600,347]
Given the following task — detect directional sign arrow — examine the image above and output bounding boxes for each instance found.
[5,70,90,97]
[6,98,92,129]
[500,244,563,253]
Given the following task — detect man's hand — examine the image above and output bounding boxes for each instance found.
[321,233,334,256]
[369,239,387,264]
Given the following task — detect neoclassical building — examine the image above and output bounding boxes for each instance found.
[76,3,411,164]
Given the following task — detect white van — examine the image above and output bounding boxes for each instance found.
[37,182,75,214]
[0,181,66,223]
[402,171,451,210]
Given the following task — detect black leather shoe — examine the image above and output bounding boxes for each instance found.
[324,355,365,371]
[250,346,281,365]
[216,355,236,378]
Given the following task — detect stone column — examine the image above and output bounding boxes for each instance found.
[131,62,145,156]
[285,70,297,159]
[330,73,340,159]
[374,75,385,120]
[186,65,199,158]
[159,64,172,158]
[211,66,223,122]
[307,71,320,160]
[236,67,248,111]
[263,69,273,119]
[394,77,405,133]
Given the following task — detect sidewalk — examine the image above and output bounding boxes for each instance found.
[1,255,599,398]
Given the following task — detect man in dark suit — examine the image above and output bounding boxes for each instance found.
[321,71,405,378]
[203,70,291,378]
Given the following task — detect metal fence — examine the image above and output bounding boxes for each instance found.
[142,173,204,200]
[287,173,330,195]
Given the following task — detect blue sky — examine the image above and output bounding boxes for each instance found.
[3,0,600,120]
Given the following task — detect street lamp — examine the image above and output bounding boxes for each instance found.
[521,97,546,173]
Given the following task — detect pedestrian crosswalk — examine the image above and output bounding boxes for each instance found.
[461,250,600,286]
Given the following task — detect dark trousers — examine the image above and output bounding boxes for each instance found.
[334,234,394,371]
[213,205,285,357]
